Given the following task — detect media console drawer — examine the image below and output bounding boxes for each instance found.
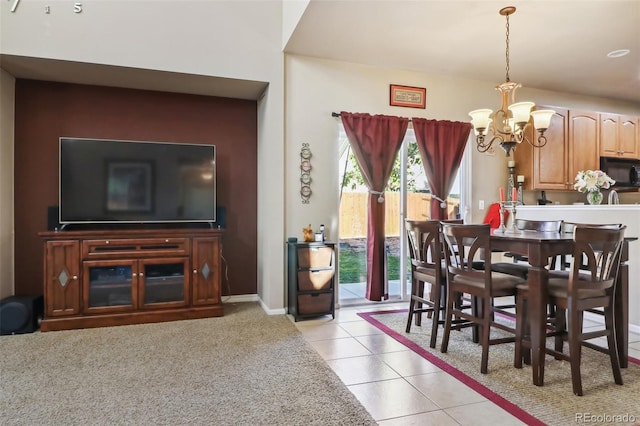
[82,238,190,259]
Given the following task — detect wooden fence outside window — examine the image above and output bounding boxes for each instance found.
[339,192,460,238]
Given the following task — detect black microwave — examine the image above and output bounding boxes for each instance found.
[600,157,640,187]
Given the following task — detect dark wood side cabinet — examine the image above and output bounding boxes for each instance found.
[40,228,223,331]
[287,241,335,322]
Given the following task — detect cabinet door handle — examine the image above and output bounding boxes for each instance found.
[132,273,137,277]
[72,275,78,280]
[138,272,144,277]
[193,269,198,274]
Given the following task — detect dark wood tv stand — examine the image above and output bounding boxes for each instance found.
[39,228,223,331]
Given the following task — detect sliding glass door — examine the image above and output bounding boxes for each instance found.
[337,125,463,306]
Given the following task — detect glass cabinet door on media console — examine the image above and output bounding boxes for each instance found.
[83,260,135,313]
[83,258,190,313]
[139,258,190,308]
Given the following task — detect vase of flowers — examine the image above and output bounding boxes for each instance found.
[574,170,615,205]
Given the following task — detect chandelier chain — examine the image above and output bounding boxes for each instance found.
[505,13,510,83]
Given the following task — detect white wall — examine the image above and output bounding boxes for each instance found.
[0,1,281,84]
[282,0,309,49]
[0,69,15,298]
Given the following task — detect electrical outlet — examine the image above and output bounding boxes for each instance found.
[479,200,485,210]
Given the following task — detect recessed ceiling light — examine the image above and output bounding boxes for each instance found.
[607,49,630,58]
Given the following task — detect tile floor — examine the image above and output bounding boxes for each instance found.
[291,297,640,425]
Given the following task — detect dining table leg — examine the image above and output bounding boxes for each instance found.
[526,260,549,387]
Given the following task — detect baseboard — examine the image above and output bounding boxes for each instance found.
[222,294,259,303]
[221,294,286,315]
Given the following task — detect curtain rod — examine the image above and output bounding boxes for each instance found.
[331,111,414,122]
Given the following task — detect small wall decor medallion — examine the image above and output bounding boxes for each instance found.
[300,143,312,203]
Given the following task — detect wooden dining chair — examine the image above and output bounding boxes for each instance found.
[405,219,462,348]
[440,223,526,374]
[514,224,626,396]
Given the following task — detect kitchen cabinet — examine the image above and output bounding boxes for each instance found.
[600,114,639,158]
[514,107,600,190]
[568,109,600,186]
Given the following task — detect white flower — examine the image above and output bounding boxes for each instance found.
[574,170,615,193]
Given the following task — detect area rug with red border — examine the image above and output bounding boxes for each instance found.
[359,309,640,426]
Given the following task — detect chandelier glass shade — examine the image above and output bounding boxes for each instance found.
[469,6,555,157]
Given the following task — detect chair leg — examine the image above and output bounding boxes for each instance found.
[405,280,422,333]
[429,282,442,349]
[471,296,480,344]
[554,308,566,358]
[569,308,584,396]
[440,288,455,354]
[480,296,491,374]
[604,306,623,386]
[514,293,526,369]
[415,281,424,327]
[405,296,416,333]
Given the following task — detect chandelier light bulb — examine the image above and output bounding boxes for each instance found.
[530,110,555,131]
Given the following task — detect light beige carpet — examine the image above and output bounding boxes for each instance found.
[361,309,640,426]
[0,302,376,426]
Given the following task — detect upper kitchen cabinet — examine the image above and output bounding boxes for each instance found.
[515,108,600,191]
[600,114,639,159]
[514,107,570,190]
[569,110,600,183]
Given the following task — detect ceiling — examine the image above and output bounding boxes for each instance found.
[285,0,640,104]
[2,1,638,104]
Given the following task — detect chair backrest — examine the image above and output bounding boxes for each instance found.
[562,221,622,234]
[568,225,626,294]
[441,223,491,280]
[515,219,562,232]
[405,220,442,270]
[405,219,463,271]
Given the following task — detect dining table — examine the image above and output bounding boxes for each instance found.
[489,228,634,386]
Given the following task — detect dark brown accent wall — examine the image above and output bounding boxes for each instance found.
[14,80,258,297]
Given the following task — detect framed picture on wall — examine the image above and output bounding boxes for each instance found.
[389,84,426,109]
[106,161,153,212]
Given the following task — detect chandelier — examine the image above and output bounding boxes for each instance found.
[469,6,555,157]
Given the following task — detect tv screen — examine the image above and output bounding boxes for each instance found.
[60,138,216,224]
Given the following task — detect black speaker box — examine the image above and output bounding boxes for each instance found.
[215,206,227,229]
[47,205,60,231]
[0,295,44,335]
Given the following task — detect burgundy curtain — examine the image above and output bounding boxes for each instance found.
[341,112,409,301]
[412,118,472,220]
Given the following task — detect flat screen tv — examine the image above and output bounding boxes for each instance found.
[59,138,216,225]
